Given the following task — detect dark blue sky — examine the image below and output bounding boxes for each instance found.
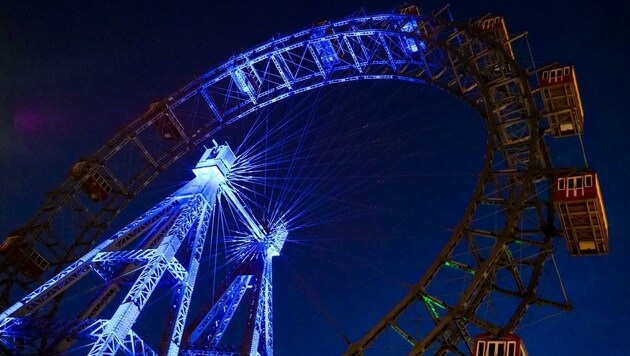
[1,0,629,354]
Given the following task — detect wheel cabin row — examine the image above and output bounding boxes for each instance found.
[470,17,604,256]
[554,171,609,255]
[0,6,608,352]
[450,9,607,352]
[70,160,113,202]
[472,16,584,140]
[310,19,343,69]
[538,65,584,137]
[475,16,514,59]
[474,334,528,356]
[0,233,49,279]
[233,58,262,98]
[541,66,607,256]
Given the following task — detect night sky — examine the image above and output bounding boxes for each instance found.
[1,0,629,354]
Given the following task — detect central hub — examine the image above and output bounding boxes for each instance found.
[193,143,236,179]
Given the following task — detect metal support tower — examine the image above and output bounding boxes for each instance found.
[182,223,287,355]
[0,144,287,355]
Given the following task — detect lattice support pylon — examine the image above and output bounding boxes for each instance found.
[181,222,287,355]
[0,144,286,355]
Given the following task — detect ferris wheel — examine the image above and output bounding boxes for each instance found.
[0,4,608,355]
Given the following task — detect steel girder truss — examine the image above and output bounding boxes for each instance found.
[181,254,276,355]
[0,146,285,355]
[2,7,469,304]
[1,4,579,355]
[345,10,567,356]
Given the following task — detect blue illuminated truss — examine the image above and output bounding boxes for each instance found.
[0,144,287,355]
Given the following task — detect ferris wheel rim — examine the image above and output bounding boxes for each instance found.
[1,6,565,354]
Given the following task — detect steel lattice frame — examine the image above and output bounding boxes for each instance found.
[0,145,288,354]
[1,5,576,354]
